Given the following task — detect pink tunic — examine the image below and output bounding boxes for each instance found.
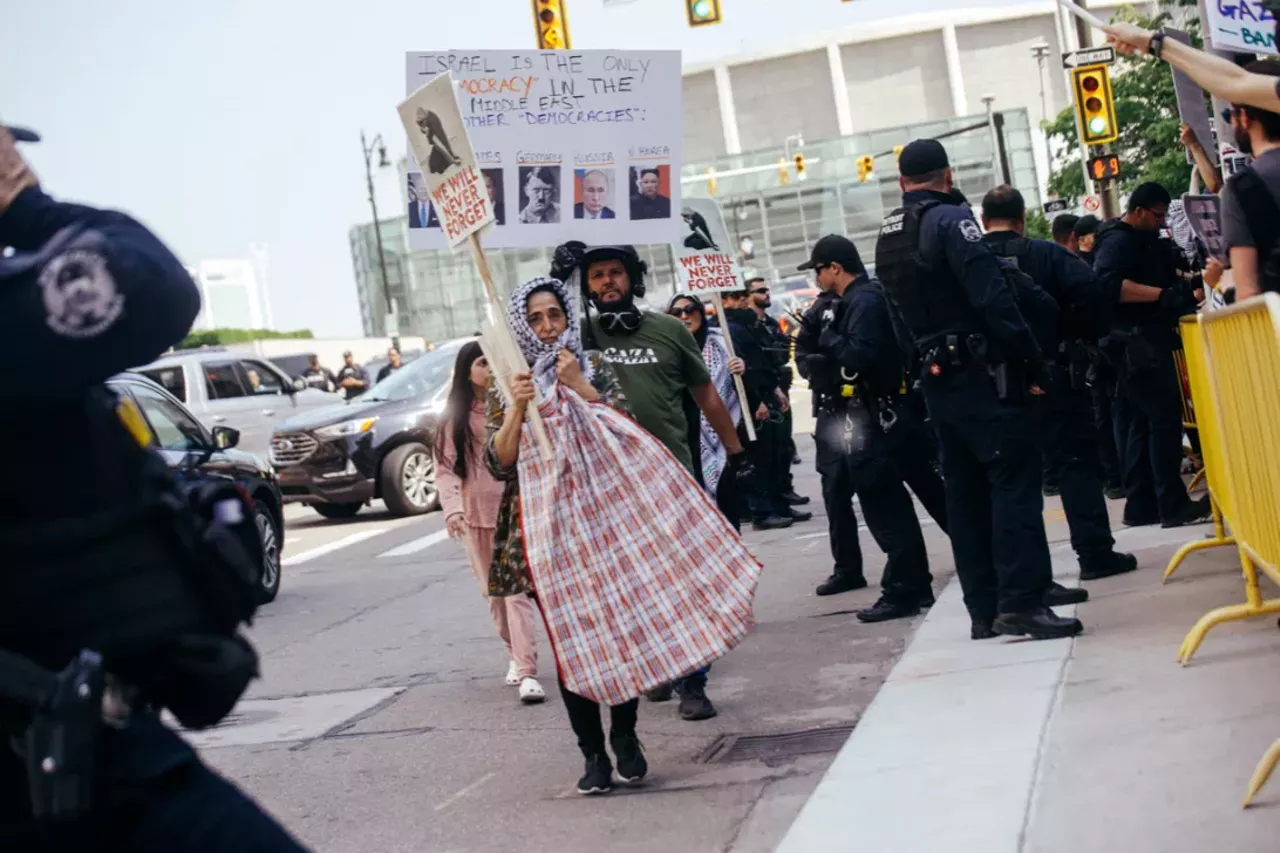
[434,403,505,590]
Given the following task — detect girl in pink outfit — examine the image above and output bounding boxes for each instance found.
[433,342,545,704]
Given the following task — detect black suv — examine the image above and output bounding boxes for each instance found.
[109,372,285,602]
[269,339,468,519]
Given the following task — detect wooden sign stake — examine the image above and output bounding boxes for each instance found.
[710,291,757,442]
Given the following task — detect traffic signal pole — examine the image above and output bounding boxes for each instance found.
[1074,0,1119,220]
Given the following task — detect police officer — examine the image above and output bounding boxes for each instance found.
[0,126,308,851]
[979,186,1139,586]
[1092,182,1209,529]
[747,277,807,505]
[796,235,947,621]
[874,139,1083,641]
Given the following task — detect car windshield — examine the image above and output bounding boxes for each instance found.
[360,346,460,403]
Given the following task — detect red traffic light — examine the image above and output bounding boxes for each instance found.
[1081,76,1100,93]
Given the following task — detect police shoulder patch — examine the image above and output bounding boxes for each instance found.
[958,219,983,243]
[39,248,124,339]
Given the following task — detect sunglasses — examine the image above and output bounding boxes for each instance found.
[749,287,770,295]
[670,305,701,318]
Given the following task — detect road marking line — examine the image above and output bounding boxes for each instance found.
[379,529,451,558]
[282,529,387,566]
[794,532,828,541]
[434,771,495,812]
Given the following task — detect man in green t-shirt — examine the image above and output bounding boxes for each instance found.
[556,243,750,724]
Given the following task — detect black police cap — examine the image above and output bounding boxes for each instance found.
[3,126,40,143]
[798,234,864,274]
[898,139,949,179]
[1073,214,1101,237]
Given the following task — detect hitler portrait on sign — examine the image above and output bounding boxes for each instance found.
[398,72,494,247]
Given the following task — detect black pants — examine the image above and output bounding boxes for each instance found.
[745,418,789,521]
[1118,347,1192,523]
[814,413,864,581]
[1040,372,1115,562]
[814,407,936,603]
[2,715,308,853]
[1092,381,1122,488]
[776,396,796,493]
[924,366,1053,619]
[559,679,639,759]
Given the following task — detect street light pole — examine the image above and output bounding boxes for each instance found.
[361,130,394,337]
[1031,42,1056,189]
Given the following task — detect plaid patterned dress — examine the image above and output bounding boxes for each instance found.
[485,353,762,706]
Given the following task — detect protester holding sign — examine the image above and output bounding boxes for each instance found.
[1218,62,1280,299]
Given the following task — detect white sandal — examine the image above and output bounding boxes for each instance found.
[519,677,546,704]
[505,661,520,686]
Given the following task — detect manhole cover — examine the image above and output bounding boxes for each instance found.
[696,724,855,764]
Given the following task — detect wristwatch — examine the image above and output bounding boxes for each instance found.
[1148,31,1165,59]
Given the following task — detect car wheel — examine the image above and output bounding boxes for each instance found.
[253,500,282,604]
[381,442,437,516]
[313,502,363,520]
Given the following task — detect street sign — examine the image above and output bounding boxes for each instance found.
[1062,46,1116,69]
[1088,153,1122,180]
[1083,194,1102,214]
[1043,198,1070,215]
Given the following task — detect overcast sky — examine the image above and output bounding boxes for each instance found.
[3,0,1045,337]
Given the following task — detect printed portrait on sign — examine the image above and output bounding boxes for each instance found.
[518,166,561,224]
[481,168,506,226]
[681,205,720,252]
[407,174,439,229]
[629,165,671,220]
[574,169,616,220]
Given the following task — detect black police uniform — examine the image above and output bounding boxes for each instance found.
[812,274,948,611]
[0,183,308,851]
[1092,221,1205,527]
[876,182,1076,636]
[761,312,799,494]
[981,231,1132,577]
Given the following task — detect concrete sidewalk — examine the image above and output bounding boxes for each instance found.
[779,523,1280,852]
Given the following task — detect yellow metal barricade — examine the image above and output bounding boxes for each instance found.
[1172,346,1207,493]
[1163,320,1236,584]
[1172,296,1280,806]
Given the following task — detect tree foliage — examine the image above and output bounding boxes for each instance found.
[1046,0,1204,204]
[1025,210,1053,241]
[178,328,314,349]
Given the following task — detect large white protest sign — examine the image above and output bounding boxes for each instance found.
[404,50,682,250]
[1204,1,1277,55]
[1183,194,1228,264]
[398,74,495,248]
[671,199,741,293]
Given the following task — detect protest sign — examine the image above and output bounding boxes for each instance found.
[1203,1,1277,56]
[397,73,495,248]
[1166,29,1219,168]
[1183,193,1227,264]
[671,198,741,293]
[404,50,682,250]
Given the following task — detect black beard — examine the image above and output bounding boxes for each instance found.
[1235,126,1254,155]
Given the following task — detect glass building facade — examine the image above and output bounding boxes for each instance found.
[349,108,1040,342]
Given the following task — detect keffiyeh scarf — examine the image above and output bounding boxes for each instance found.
[700,327,741,496]
[506,276,594,397]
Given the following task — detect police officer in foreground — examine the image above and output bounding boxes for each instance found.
[979,186,1138,586]
[874,139,1083,641]
[1092,182,1208,529]
[797,235,948,620]
[0,126,307,850]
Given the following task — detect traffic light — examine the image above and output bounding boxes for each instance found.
[686,0,722,27]
[777,157,790,186]
[705,167,718,195]
[856,154,873,183]
[1071,64,1117,146]
[794,153,807,180]
[1088,153,1122,181]
[893,144,904,163]
[532,0,571,49]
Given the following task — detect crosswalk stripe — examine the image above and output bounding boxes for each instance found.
[378,529,451,558]
[283,529,387,567]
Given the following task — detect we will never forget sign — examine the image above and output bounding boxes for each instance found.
[398,73,494,247]
[671,198,741,293]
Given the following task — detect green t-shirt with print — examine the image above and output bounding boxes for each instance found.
[590,311,711,474]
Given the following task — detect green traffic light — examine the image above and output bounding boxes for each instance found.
[692,0,712,19]
[1088,116,1109,135]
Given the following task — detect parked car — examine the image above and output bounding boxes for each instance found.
[269,339,470,519]
[134,348,339,460]
[107,372,285,603]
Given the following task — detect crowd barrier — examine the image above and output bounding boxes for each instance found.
[1164,296,1280,806]
[1172,348,1207,494]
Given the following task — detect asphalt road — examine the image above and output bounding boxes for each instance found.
[192,419,1084,853]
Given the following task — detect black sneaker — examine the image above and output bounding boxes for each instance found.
[577,754,614,795]
[971,619,997,640]
[917,589,937,609]
[993,606,1083,640]
[1161,497,1212,529]
[856,597,921,623]
[792,453,802,465]
[1045,582,1089,607]
[1079,551,1138,581]
[1043,483,1061,497]
[752,516,794,531]
[816,574,868,596]
[645,683,674,703]
[610,732,648,784]
[1122,514,1160,528]
[788,508,814,523]
[1104,483,1126,501]
[783,491,811,506]
[677,683,718,721]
